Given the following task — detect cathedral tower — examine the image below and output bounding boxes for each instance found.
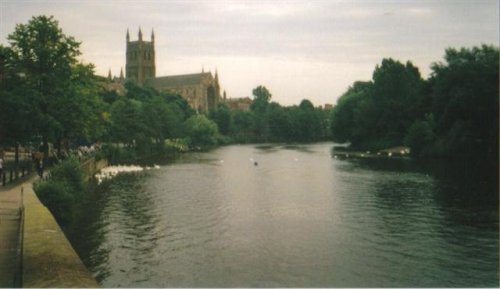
[125,28,156,84]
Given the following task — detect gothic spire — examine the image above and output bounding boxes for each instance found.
[138,27,143,41]
[107,69,112,80]
[151,29,155,42]
[126,28,130,42]
[120,67,124,80]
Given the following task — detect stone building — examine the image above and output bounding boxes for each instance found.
[225,97,252,111]
[125,28,221,112]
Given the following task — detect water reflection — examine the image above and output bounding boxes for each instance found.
[67,143,499,287]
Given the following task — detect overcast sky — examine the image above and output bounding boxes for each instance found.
[1,0,498,106]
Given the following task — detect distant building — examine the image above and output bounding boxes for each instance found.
[225,97,252,111]
[124,28,221,112]
[101,68,126,96]
[324,104,333,110]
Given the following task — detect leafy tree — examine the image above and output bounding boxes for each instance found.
[209,103,233,135]
[330,59,424,149]
[430,45,499,157]
[184,115,220,148]
[266,102,292,141]
[250,85,272,114]
[404,114,436,157]
[125,80,157,101]
[231,110,256,142]
[5,15,104,157]
[330,81,372,144]
[296,99,323,142]
[108,98,146,146]
[161,92,196,120]
[370,59,424,146]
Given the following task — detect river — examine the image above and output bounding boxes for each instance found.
[66,143,499,287]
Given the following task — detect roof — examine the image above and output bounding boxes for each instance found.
[146,72,212,89]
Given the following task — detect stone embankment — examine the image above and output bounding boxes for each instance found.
[22,181,99,287]
[0,157,107,287]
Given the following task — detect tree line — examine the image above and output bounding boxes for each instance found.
[209,85,330,144]
[0,15,330,164]
[0,16,218,161]
[1,15,498,163]
[329,46,498,159]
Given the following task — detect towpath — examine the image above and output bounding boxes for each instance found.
[0,176,35,287]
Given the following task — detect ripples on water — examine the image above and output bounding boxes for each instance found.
[67,143,499,287]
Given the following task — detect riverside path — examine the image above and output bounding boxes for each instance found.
[0,175,32,287]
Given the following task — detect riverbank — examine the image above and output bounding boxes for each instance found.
[0,174,99,287]
[23,178,99,287]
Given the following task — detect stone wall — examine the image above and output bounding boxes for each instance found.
[80,157,108,181]
[22,182,99,287]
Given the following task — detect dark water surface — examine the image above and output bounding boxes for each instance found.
[67,143,499,287]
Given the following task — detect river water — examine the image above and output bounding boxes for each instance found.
[67,143,498,287]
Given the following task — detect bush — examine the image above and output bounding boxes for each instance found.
[184,115,220,149]
[405,115,435,158]
[48,157,85,193]
[33,157,86,226]
[98,143,137,164]
[34,180,75,225]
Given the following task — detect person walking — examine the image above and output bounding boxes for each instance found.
[37,159,44,178]
[0,156,3,182]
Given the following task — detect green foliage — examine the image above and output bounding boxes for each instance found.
[330,45,499,159]
[430,45,499,158]
[330,81,372,145]
[404,115,436,157]
[184,115,220,148]
[49,157,86,193]
[223,86,329,143]
[34,181,75,225]
[97,143,137,164]
[250,85,272,113]
[330,58,425,150]
[231,110,257,142]
[209,103,233,135]
[2,15,105,151]
[109,98,146,145]
[34,157,85,226]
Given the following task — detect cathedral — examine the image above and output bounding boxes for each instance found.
[124,28,222,112]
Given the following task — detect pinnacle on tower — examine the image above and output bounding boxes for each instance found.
[215,69,219,81]
[138,27,143,41]
[126,28,130,42]
[151,29,155,42]
[120,67,124,80]
[108,69,112,80]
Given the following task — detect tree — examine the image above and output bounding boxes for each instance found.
[329,59,424,149]
[266,102,292,141]
[371,59,424,146]
[404,114,436,157]
[250,85,272,114]
[5,15,104,158]
[184,115,220,148]
[209,103,233,135]
[430,45,499,158]
[0,45,37,147]
[330,81,372,145]
[296,99,323,142]
[108,98,146,146]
